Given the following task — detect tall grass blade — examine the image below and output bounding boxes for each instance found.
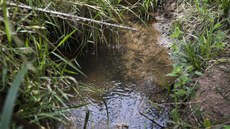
[51,52,85,76]
[57,29,77,48]
[0,65,28,129]
[2,0,12,43]
[83,109,90,129]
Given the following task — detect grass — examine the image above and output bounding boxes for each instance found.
[0,0,159,128]
[0,64,28,129]
[5,0,228,128]
[1,0,228,128]
[168,0,229,128]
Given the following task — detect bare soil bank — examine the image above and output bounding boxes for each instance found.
[195,63,230,124]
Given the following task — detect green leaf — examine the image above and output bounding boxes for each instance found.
[51,52,85,76]
[174,66,183,73]
[174,82,182,89]
[185,65,194,72]
[203,118,211,128]
[57,29,77,47]
[195,71,203,76]
[213,23,221,31]
[223,125,230,129]
[170,27,183,38]
[0,65,28,129]
[171,108,179,122]
[176,89,187,97]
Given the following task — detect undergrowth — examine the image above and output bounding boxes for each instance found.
[168,0,229,128]
[0,0,160,128]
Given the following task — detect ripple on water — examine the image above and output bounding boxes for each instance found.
[58,23,172,128]
[60,82,169,129]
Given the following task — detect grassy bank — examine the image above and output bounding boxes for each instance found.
[168,0,229,128]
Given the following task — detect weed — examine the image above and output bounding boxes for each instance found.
[0,0,156,128]
[168,0,228,128]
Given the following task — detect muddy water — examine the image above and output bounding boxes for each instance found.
[67,83,169,129]
[60,23,173,129]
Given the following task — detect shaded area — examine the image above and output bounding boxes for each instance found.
[59,23,174,129]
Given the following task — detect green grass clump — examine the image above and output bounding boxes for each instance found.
[168,0,229,128]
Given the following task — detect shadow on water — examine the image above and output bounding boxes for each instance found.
[59,46,169,129]
[59,23,173,129]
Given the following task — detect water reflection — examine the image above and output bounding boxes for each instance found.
[61,81,168,129]
[60,32,171,128]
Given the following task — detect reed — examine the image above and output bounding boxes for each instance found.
[0,0,159,128]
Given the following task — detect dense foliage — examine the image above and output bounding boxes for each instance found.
[0,0,159,128]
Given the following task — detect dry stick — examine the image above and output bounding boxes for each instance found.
[139,111,165,128]
[7,2,138,31]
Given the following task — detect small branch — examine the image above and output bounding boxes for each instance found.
[7,2,138,31]
[139,111,165,128]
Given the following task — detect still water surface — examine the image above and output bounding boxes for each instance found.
[59,46,169,129]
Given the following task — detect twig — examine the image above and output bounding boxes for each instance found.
[139,111,165,128]
[6,2,138,31]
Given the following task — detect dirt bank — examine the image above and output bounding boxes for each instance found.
[195,62,230,124]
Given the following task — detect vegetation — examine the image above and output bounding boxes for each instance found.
[0,0,159,128]
[0,0,229,128]
[168,0,229,128]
